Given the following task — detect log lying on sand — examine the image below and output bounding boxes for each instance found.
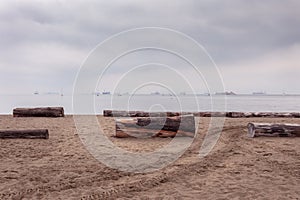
[13,107,64,117]
[115,115,195,138]
[198,112,226,117]
[104,110,300,118]
[104,110,181,117]
[247,123,300,138]
[0,129,49,139]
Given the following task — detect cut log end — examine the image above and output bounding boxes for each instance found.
[247,123,256,138]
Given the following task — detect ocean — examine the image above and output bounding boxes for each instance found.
[1,94,300,114]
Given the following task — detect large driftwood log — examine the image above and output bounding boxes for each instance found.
[13,107,64,117]
[247,123,300,138]
[104,110,181,117]
[0,129,49,139]
[115,115,195,138]
[104,110,300,118]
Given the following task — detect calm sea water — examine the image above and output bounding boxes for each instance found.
[1,94,300,114]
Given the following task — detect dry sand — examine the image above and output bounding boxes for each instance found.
[0,115,299,199]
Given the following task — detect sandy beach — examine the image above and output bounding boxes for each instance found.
[0,115,299,199]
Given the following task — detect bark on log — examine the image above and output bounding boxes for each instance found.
[247,123,300,138]
[226,112,250,118]
[13,107,64,117]
[199,112,226,117]
[291,112,300,118]
[115,115,195,138]
[104,110,180,117]
[0,129,49,139]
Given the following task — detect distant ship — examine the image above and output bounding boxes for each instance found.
[34,91,39,95]
[150,92,160,95]
[102,91,111,95]
[252,92,266,95]
[215,91,236,95]
[92,91,101,96]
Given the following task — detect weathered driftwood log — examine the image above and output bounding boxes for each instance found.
[247,123,300,138]
[104,110,300,118]
[0,129,49,139]
[115,115,195,138]
[251,112,296,118]
[198,112,226,117]
[291,112,300,118]
[226,112,253,118]
[13,107,64,117]
[104,110,181,117]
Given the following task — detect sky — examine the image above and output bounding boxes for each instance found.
[0,0,299,95]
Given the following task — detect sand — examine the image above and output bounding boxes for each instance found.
[0,115,299,199]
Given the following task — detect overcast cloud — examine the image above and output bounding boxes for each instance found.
[0,0,299,94]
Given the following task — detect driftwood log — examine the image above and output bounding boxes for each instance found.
[0,129,49,139]
[104,110,300,118]
[115,115,195,138]
[247,123,300,138]
[104,110,181,117]
[13,107,64,117]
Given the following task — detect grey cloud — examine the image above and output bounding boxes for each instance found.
[0,0,299,94]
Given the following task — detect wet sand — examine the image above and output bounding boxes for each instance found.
[0,115,299,199]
